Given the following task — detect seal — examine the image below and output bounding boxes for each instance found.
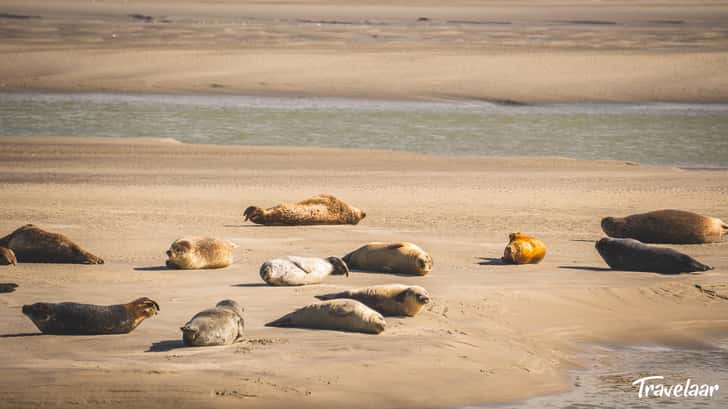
[0,283,18,293]
[343,242,433,276]
[22,297,160,334]
[243,194,366,226]
[166,237,237,270]
[595,237,713,274]
[260,256,349,286]
[266,299,386,334]
[501,232,547,264]
[601,209,728,244]
[315,284,431,316]
[181,300,245,346]
[0,224,103,264]
[0,247,16,265]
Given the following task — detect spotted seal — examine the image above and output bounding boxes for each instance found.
[260,256,349,286]
[601,209,727,244]
[181,300,245,346]
[0,224,103,264]
[22,297,160,334]
[266,299,385,334]
[244,194,366,226]
[316,284,430,316]
[343,242,433,276]
[595,237,713,274]
[166,237,237,269]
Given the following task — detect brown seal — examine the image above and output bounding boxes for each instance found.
[501,233,547,264]
[166,237,237,269]
[316,284,431,316]
[343,242,433,276]
[0,224,103,264]
[601,209,727,244]
[243,194,366,226]
[22,297,159,334]
[596,237,713,274]
[0,247,17,265]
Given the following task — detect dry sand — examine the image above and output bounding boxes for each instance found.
[1,0,728,102]
[0,136,727,408]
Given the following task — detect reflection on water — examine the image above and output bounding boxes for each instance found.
[469,339,728,409]
[1,92,727,167]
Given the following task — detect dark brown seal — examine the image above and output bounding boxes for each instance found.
[601,209,727,244]
[595,237,713,275]
[243,194,366,226]
[0,283,18,293]
[0,247,16,265]
[0,224,103,264]
[22,297,159,334]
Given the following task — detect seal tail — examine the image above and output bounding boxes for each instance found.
[265,314,295,327]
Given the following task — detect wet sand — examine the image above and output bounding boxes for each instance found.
[1,1,728,102]
[0,136,727,408]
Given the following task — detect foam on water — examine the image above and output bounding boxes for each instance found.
[1,92,727,167]
[465,338,728,409]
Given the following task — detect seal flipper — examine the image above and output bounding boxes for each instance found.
[266,313,295,327]
[314,291,345,301]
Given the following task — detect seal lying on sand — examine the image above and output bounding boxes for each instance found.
[343,242,433,276]
[166,237,237,269]
[243,194,366,226]
[0,224,103,264]
[0,247,16,265]
[266,299,385,334]
[316,284,430,316]
[0,283,18,293]
[181,300,245,346]
[601,209,727,244]
[260,256,349,286]
[501,232,547,264]
[595,237,713,274]
[22,297,159,334]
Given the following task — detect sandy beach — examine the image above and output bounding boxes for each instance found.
[1,0,728,102]
[0,136,727,408]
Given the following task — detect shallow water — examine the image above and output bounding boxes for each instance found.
[1,92,727,167]
[469,338,728,409]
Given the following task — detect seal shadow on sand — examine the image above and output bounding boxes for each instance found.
[134,266,170,271]
[349,269,424,277]
[477,257,507,266]
[0,332,43,338]
[146,339,186,352]
[231,283,269,287]
[559,265,614,272]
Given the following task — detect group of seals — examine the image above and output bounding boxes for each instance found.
[0,224,103,265]
[596,209,721,274]
[181,300,245,346]
[260,256,349,286]
[264,284,430,334]
[22,298,159,335]
[166,237,237,270]
[501,233,547,265]
[244,194,366,226]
